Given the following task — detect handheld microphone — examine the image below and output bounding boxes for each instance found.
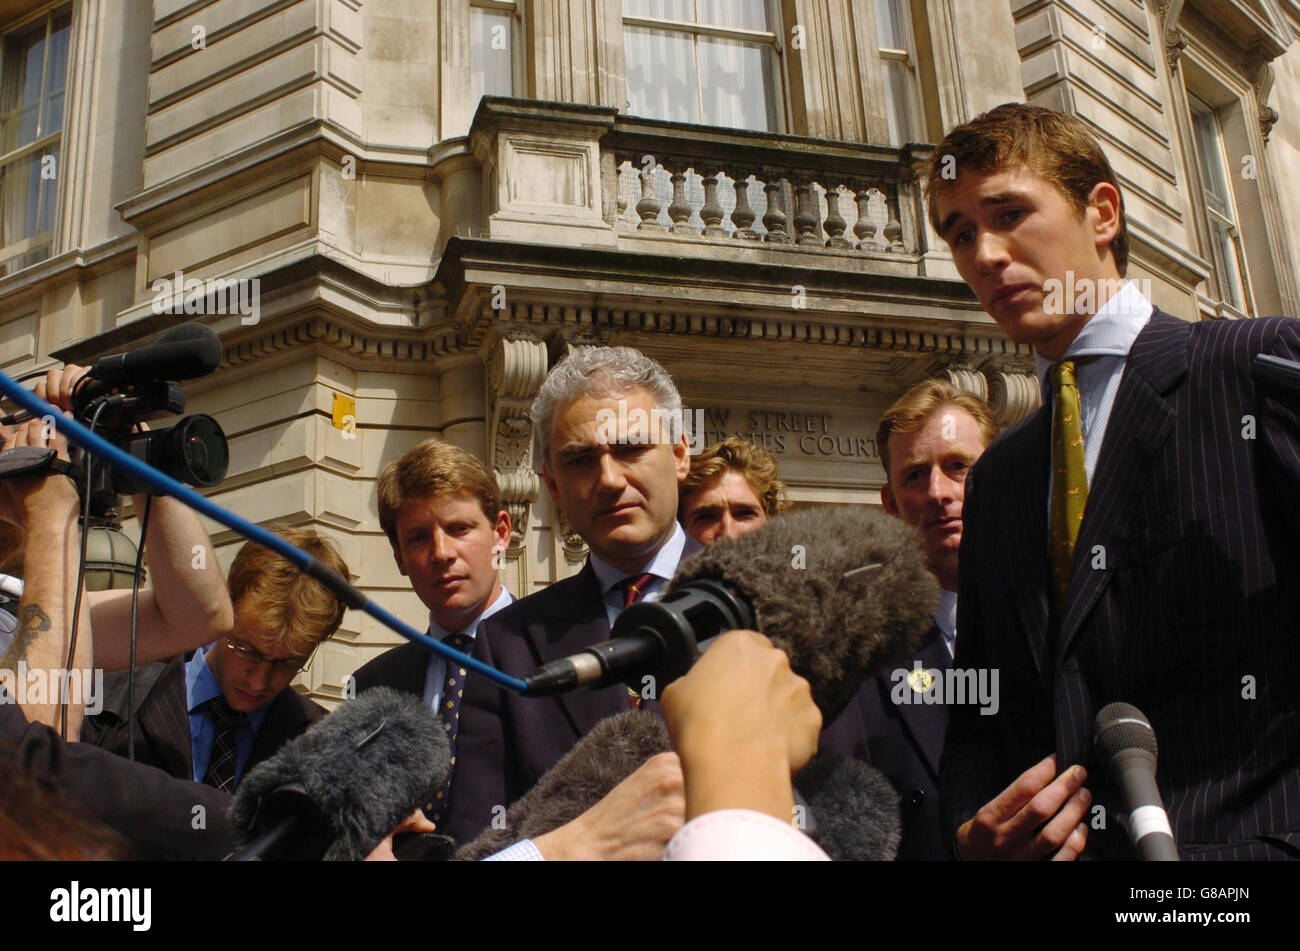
[1094,702,1179,861]
[229,687,450,861]
[523,505,938,721]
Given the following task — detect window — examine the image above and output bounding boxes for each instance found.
[1188,95,1253,314]
[875,0,921,146]
[623,0,782,132]
[470,0,520,107]
[0,7,71,277]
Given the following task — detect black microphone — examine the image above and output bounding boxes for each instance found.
[523,505,939,722]
[228,687,450,861]
[73,323,222,410]
[1094,702,1179,861]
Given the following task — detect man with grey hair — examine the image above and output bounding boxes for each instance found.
[443,345,700,848]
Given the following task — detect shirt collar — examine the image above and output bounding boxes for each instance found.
[427,585,514,641]
[588,522,696,595]
[1034,279,1154,392]
[185,645,272,731]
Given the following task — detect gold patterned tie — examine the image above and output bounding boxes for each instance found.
[1049,358,1093,619]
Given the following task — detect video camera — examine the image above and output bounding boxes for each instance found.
[0,323,229,516]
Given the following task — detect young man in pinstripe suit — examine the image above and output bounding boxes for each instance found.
[927,103,1300,860]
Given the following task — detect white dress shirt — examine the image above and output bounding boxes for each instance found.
[663,809,831,861]
[1034,280,1153,514]
[420,587,513,711]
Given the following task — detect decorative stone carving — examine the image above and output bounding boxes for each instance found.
[940,365,989,402]
[986,369,1041,426]
[1157,0,1188,72]
[1253,62,1280,142]
[486,333,549,548]
[559,510,588,564]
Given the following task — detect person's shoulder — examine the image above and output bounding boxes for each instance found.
[275,686,327,725]
[1183,312,1300,356]
[484,569,596,631]
[351,641,423,689]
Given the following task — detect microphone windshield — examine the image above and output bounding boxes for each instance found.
[671,505,938,721]
[1094,701,1158,763]
[231,687,449,861]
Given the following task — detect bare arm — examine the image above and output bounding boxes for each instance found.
[89,493,233,670]
[0,417,93,734]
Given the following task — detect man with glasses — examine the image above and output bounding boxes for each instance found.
[82,526,351,792]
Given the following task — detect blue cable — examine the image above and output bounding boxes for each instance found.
[0,370,526,694]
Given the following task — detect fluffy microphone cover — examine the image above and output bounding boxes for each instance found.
[231,687,449,861]
[672,504,939,722]
[457,711,901,861]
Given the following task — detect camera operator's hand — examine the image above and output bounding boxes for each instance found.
[0,416,79,530]
[32,364,89,415]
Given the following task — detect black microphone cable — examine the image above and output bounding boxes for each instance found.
[60,398,108,739]
[125,494,153,761]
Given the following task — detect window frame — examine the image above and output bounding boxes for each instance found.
[1186,91,1255,317]
[621,0,789,134]
[0,3,73,276]
[875,0,924,147]
[469,0,524,105]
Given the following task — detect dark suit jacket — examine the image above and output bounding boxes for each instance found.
[2,686,234,860]
[352,641,428,698]
[81,654,325,788]
[443,562,632,844]
[941,312,1300,860]
[821,623,951,860]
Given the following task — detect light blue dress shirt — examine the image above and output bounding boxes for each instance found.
[1034,280,1154,514]
[587,522,701,628]
[185,646,271,785]
[420,587,514,712]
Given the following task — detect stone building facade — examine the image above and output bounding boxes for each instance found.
[1,0,1296,704]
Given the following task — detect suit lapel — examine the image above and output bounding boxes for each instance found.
[1056,313,1187,663]
[890,625,952,777]
[137,656,194,780]
[525,562,624,739]
[995,407,1053,690]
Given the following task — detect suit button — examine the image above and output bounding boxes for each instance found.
[906,790,925,810]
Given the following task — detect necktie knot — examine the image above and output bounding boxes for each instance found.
[206,696,242,729]
[616,572,656,609]
[441,631,474,655]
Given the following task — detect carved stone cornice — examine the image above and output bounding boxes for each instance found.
[473,298,1026,360]
[221,315,466,368]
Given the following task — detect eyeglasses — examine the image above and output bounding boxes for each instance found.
[223,636,312,675]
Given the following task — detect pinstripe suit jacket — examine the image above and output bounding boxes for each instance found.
[941,312,1300,860]
[81,654,324,786]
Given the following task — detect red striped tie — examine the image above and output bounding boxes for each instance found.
[616,573,655,708]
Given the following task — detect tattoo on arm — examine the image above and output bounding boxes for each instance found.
[0,603,52,669]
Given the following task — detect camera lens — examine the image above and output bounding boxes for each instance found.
[142,414,228,487]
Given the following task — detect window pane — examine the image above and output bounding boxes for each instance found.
[0,152,43,245]
[41,13,72,138]
[699,36,777,131]
[1210,217,1244,310]
[625,27,699,124]
[470,7,515,105]
[1,20,48,153]
[875,0,909,49]
[881,59,915,145]
[625,0,695,19]
[1190,103,1230,207]
[36,146,58,234]
[699,0,773,31]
